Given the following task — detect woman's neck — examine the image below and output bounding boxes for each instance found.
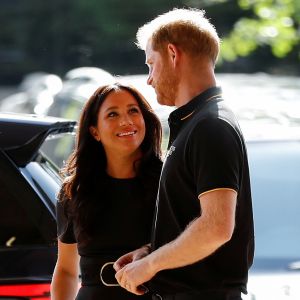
[105,150,142,179]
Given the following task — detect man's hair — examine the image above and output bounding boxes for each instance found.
[136,8,220,64]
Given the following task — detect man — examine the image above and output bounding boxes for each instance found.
[114,8,254,300]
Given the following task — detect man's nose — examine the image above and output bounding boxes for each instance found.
[147,74,153,86]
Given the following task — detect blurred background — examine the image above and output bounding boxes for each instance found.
[1,0,299,124]
[1,0,299,84]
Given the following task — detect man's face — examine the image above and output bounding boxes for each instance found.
[145,40,179,106]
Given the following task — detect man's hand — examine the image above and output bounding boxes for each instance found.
[115,256,156,295]
[113,244,150,272]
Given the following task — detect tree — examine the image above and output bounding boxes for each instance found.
[220,0,300,62]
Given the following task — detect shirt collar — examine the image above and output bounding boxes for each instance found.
[168,86,223,124]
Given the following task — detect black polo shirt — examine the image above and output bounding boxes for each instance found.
[149,87,254,295]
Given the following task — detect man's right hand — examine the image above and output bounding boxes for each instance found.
[113,244,150,272]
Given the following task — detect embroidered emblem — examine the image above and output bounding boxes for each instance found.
[166,145,176,158]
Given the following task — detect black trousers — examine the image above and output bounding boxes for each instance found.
[151,290,242,300]
[76,285,152,300]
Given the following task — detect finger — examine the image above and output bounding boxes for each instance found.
[113,259,123,272]
[114,255,132,271]
[131,284,146,296]
[137,284,149,295]
[119,270,128,287]
[132,252,144,261]
[124,281,131,292]
[117,268,129,289]
[115,269,123,285]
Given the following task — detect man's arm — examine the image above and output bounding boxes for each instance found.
[115,189,237,295]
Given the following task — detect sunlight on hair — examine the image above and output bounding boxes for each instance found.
[136,8,219,51]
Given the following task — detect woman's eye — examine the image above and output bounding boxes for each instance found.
[129,107,140,114]
[107,111,117,118]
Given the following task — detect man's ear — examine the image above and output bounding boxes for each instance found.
[167,43,180,67]
[89,126,100,141]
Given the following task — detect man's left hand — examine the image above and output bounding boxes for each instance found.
[115,257,155,295]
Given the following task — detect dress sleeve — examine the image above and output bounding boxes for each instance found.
[56,198,77,243]
[188,118,243,197]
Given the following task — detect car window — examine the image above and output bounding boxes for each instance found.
[39,131,76,170]
[0,178,46,248]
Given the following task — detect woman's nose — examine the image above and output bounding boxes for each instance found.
[119,115,133,126]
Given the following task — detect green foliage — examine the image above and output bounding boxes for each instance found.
[1,0,299,83]
[220,0,299,62]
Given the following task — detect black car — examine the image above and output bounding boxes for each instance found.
[0,113,76,299]
[242,129,300,300]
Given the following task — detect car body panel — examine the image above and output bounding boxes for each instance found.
[242,139,300,299]
[0,113,76,299]
[0,113,76,167]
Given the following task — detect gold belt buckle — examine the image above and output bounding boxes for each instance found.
[100,261,120,287]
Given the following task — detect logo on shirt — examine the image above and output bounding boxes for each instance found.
[166,145,176,158]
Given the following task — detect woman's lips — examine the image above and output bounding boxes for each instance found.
[116,130,137,137]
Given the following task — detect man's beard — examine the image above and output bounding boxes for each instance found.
[155,65,179,106]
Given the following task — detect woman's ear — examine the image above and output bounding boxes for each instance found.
[89,126,100,141]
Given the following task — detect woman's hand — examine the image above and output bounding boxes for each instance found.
[113,244,150,272]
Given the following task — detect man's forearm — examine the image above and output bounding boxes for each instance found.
[145,190,236,274]
[145,215,232,274]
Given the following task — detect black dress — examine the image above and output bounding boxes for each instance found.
[56,162,161,300]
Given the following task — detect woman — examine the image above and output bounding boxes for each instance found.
[51,83,162,300]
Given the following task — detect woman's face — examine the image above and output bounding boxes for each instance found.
[90,89,146,158]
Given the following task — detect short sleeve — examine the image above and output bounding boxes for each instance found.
[56,198,76,243]
[188,118,243,197]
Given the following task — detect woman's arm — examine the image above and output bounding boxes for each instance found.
[51,240,80,300]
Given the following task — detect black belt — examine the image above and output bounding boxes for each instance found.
[80,255,149,293]
[80,255,121,286]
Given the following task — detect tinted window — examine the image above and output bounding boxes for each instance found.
[39,131,76,169]
[0,178,45,247]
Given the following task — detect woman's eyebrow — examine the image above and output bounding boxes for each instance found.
[104,106,118,112]
[104,103,138,112]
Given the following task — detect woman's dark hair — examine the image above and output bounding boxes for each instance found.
[59,82,162,242]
